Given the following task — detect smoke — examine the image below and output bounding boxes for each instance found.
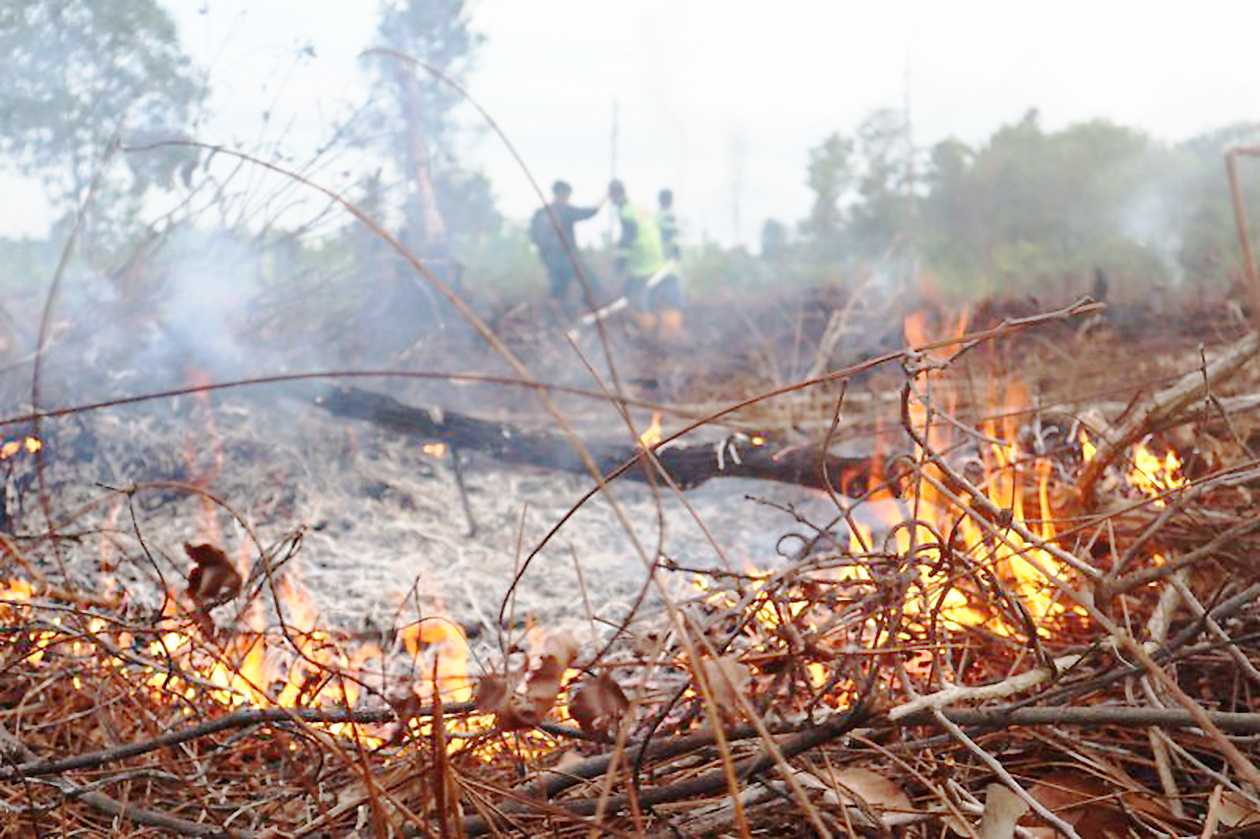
[1120,186,1184,282]
[153,230,261,377]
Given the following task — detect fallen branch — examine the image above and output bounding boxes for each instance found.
[0,704,471,781]
[461,703,872,836]
[316,385,876,493]
[0,723,248,838]
[926,705,1260,734]
[888,651,1090,720]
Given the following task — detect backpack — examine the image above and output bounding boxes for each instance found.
[529,207,561,254]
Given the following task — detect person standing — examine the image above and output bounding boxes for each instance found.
[609,179,684,340]
[657,188,680,260]
[529,180,602,304]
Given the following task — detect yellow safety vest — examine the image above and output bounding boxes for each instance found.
[618,203,665,277]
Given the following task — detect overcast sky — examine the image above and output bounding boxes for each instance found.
[3,2,1258,246]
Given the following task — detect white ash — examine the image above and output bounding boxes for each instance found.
[9,389,844,665]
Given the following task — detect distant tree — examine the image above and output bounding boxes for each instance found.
[846,108,921,260]
[760,218,790,261]
[794,106,1233,298]
[916,111,1155,294]
[800,132,855,261]
[1173,122,1260,284]
[362,0,500,260]
[0,1,204,246]
[919,138,975,279]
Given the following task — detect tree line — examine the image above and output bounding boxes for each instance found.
[759,108,1260,301]
[1,0,1257,312]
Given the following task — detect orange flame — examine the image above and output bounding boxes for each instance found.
[0,436,41,460]
[1127,437,1185,507]
[638,412,663,448]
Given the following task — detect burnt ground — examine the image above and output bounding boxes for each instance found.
[2,276,1248,665]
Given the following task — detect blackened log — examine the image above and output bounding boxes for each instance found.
[315,386,871,494]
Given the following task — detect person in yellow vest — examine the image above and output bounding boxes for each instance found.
[608,179,684,341]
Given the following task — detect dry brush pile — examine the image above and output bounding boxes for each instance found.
[4,292,1260,837]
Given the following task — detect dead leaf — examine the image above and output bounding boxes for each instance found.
[980,783,1028,839]
[1023,770,1128,836]
[474,674,510,714]
[699,656,750,719]
[553,749,585,772]
[632,629,669,659]
[389,690,430,722]
[540,632,580,667]
[184,542,241,608]
[513,631,579,728]
[800,766,912,827]
[1219,790,1260,827]
[477,633,580,731]
[570,672,629,738]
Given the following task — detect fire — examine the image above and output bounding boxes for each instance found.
[2,303,1194,762]
[399,617,473,703]
[1079,428,1097,463]
[116,577,476,747]
[830,312,1082,641]
[638,411,663,448]
[1127,436,1185,506]
[0,435,42,460]
[1078,430,1185,507]
[2,386,494,759]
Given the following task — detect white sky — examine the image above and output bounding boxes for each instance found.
[3,1,1259,246]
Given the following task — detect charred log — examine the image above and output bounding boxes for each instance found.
[315,386,872,494]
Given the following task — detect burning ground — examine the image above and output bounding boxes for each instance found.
[5,286,1260,836]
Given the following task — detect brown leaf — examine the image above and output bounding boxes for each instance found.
[498,692,545,731]
[1023,770,1128,835]
[979,783,1028,839]
[477,633,582,731]
[1219,790,1260,828]
[184,542,241,608]
[518,631,579,727]
[570,672,630,738]
[807,766,912,826]
[539,632,580,669]
[389,690,430,722]
[699,656,750,719]
[475,673,542,731]
[474,674,510,714]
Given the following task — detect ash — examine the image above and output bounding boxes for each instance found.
[8,385,839,662]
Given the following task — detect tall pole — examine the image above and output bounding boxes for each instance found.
[608,99,620,246]
[902,46,917,289]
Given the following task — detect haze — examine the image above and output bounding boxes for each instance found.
[3,1,1257,245]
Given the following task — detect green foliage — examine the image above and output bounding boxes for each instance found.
[791,107,1260,300]
[362,0,500,247]
[800,132,854,260]
[683,239,771,300]
[847,108,917,260]
[459,223,548,300]
[0,0,205,242]
[760,219,790,262]
[1170,122,1260,284]
[369,0,483,160]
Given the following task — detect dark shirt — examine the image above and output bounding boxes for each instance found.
[658,209,679,258]
[531,203,600,261]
